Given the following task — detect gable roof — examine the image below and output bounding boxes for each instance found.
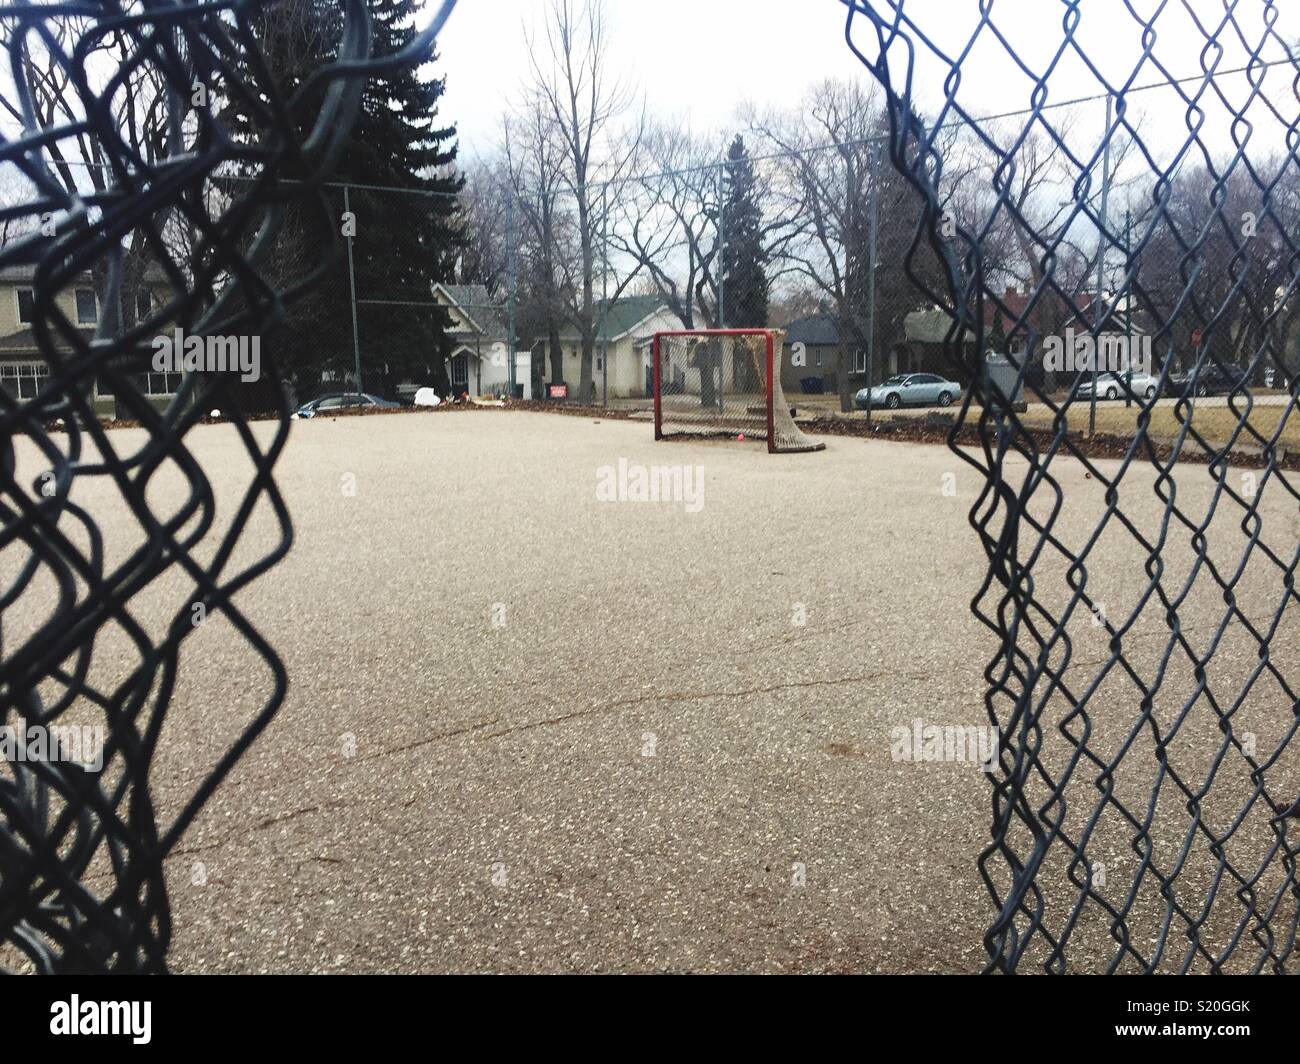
[783,311,841,347]
[554,295,672,342]
[434,282,506,339]
[0,325,97,354]
[0,262,171,285]
[906,308,977,345]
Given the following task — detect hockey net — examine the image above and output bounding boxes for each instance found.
[653,330,824,454]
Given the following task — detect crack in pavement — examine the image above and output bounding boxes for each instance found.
[478,671,924,741]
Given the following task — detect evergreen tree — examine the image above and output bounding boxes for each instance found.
[223,0,462,399]
[720,135,769,330]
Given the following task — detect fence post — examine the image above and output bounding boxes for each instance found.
[1090,91,1114,436]
[864,141,882,425]
[716,160,726,331]
[599,184,609,407]
[716,161,727,412]
[343,184,362,392]
[506,192,517,399]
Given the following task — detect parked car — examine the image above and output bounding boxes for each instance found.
[855,373,963,410]
[1076,370,1161,401]
[1168,363,1245,397]
[293,392,400,419]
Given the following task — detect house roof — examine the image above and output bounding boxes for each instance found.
[783,311,842,347]
[0,265,92,284]
[0,326,96,354]
[0,262,170,284]
[906,309,976,345]
[554,296,670,342]
[434,282,506,339]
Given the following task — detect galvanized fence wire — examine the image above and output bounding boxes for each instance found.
[843,1,1300,972]
[0,0,456,973]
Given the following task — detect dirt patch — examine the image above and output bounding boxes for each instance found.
[801,412,1300,472]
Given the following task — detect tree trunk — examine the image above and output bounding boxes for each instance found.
[579,332,595,402]
[837,313,857,413]
[548,324,563,384]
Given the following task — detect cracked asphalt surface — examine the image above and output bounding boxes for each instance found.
[11,409,1298,973]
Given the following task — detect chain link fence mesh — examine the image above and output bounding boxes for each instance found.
[0,0,456,973]
[842,0,1300,973]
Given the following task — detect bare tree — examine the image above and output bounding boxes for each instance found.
[609,123,721,329]
[750,79,942,412]
[455,158,510,297]
[0,16,190,330]
[523,0,641,400]
[501,103,577,384]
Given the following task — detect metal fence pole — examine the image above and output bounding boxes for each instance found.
[716,161,726,412]
[599,185,609,407]
[506,192,517,399]
[1090,91,1114,436]
[864,142,881,425]
[343,184,363,392]
[716,161,726,331]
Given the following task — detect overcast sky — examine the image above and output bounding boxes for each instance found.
[436,0,1300,164]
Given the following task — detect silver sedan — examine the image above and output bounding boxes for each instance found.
[1075,370,1161,401]
[855,373,963,410]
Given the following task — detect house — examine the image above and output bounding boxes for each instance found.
[547,295,682,399]
[900,308,977,381]
[779,308,858,394]
[0,264,169,418]
[432,283,533,399]
[780,304,934,394]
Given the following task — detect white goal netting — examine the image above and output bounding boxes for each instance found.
[653,330,825,454]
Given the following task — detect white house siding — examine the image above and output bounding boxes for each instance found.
[556,307,687,399]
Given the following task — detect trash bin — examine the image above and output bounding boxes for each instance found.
[800,376,825,395]
[982,352,1026,413]
[513,384,525,400]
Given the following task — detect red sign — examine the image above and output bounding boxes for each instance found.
[547,383,568,399]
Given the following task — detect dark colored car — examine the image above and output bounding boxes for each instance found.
[1168,363,1244,398]
[293,392,400,419]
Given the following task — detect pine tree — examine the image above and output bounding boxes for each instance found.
[223,0,462,398]
[340,0,462,397]
[720,135,769,330]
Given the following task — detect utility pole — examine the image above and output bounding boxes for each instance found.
[599,185,609,407]
[343,184,362,394]
[506,193,517,399]
[1124,207,1133,409]
[863,142,882,426]
[716,161,726,412]
[1089,92,1114,436]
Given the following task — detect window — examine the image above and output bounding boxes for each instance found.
[1,362,49,400]
[16,288,34,324]
[145,371,181,396]
[596,350,604,372]
[75,288,97,325]
[136,290,152,321]
[815,351,822,368]
[855,348,867,373]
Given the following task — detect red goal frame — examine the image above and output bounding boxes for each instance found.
[652,329,777,453]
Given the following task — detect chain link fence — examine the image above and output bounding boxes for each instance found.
[0,0,458,973]
[840,0,1300,973]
